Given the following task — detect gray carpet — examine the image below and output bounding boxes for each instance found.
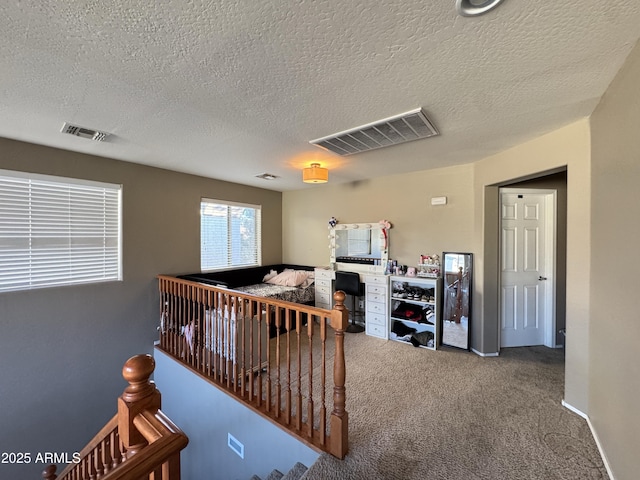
[302,334,607,480]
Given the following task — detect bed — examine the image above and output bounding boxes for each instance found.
[176,264,316,304]
[233,283,314,304]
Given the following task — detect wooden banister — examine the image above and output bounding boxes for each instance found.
[118,354,162,458]
[156,274,350,459]
[45,354,188,480]
[329,291,349,459]
[41,465,57,480]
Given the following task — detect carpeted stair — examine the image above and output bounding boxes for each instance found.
[250,461,308,480]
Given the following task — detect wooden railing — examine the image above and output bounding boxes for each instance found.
[42,354,188,480]
[156,275,350,459]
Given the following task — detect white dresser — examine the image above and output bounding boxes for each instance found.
[314,267,334,310]
[315,268,389,339]
[363,274,389,339]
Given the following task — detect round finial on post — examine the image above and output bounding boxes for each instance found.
[333,290,346,308]
[42,465,57,479]
[121,354,156,402]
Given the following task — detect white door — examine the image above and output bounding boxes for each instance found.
[500,189,555,348]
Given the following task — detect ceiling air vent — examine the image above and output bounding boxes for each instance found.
[256,173,278,180]
[61,122,110,142]
[309,108,438,156]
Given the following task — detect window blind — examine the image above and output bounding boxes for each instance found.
[0,170,122,292]
[201,199,261,271]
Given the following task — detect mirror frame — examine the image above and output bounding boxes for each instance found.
[329,222,389,273]
[441,252,472,350]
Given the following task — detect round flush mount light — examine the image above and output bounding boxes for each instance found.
[456,0,506,17]
[302,163,328,183]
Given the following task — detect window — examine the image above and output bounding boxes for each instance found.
[201,199,261,271]
[347,229,372,256]
[0,169,122,293]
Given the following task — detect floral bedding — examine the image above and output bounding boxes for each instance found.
[233,282,315,305]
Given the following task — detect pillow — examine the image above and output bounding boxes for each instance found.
[266,269,310,287]
[262,269,278,282]
[300,271,315,288]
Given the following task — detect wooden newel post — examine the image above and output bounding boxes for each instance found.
[329,291,349,459]
[41,464,57,479]
[118,354,161,458]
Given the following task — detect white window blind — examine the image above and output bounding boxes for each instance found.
[0,170,122,293]
[201,199,261,271]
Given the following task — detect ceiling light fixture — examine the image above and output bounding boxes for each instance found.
[456,0,506,17]
[302,163,328,184]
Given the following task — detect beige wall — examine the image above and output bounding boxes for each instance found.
[283,163,475,268]
[589,39,640,480]
[0,138,283,478]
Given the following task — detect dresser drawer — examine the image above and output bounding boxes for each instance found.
[316,284,332,296]
[316,301,331,310]
[316,278,331,289]
[366,322,387,339]
[366,312,386,327]
[364,275,387,285]
[367,292,386,304]
[367,301,386,315]
[366,283,387,296]
[315,268,333,280]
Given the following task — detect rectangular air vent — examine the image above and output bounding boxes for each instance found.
[310,108,438,156]
[61,122,110,142]
[227,433,244,459]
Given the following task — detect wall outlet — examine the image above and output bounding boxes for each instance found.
[358,300,365,309]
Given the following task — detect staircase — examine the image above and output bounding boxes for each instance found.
[250,462,308,480]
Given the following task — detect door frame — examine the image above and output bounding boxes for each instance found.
[498,188,557,349]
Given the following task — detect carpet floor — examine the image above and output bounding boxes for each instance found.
[302,334,607,480]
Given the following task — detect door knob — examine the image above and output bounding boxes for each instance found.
[538,276,547,281]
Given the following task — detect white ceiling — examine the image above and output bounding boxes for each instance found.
[1,1,639,191]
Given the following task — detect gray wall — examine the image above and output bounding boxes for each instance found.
[0,137,283,478]
[589,38,640,480]
[154,349,319,479]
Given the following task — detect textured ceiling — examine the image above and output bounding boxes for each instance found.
[1,1,639,191]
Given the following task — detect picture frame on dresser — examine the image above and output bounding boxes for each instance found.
[441,252,472,350]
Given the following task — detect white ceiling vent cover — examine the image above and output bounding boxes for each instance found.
[310,108,438,156]
[61,122,110,142]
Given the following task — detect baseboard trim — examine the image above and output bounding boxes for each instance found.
[561,399,587,419]
[471,348,499,357]
[561,400,615,480]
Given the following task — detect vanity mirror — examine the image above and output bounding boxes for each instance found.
[329,222,389,271]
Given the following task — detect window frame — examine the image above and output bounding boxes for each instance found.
[200,198,262,272]
[0,169,123,293]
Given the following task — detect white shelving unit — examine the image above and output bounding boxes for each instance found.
[389,275,441,350]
